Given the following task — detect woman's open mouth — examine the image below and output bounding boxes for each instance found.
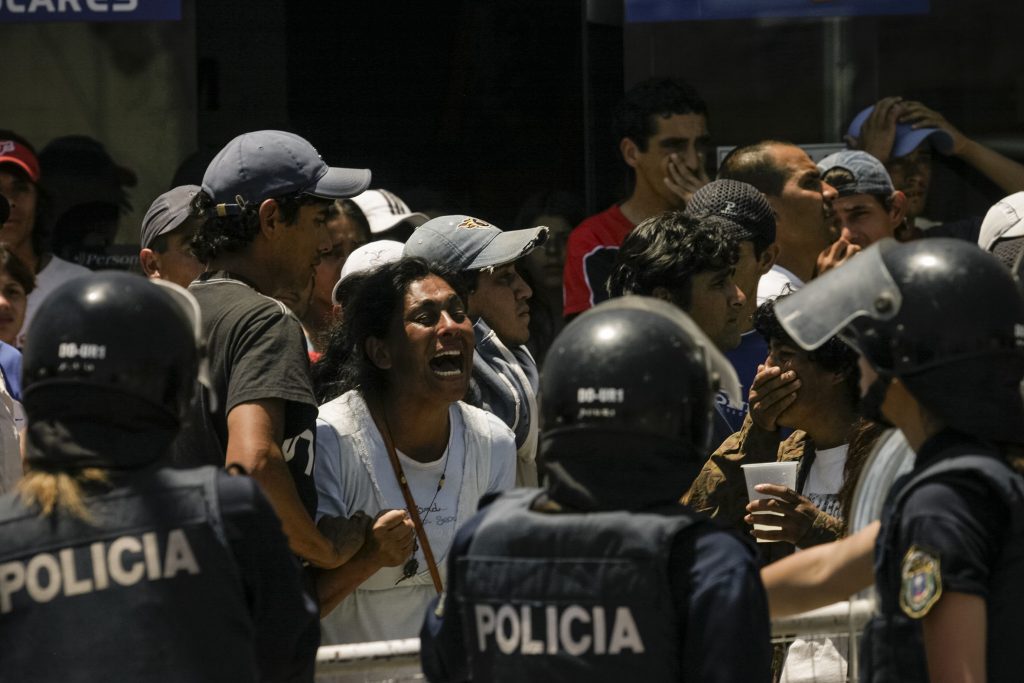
[429,349,464,378]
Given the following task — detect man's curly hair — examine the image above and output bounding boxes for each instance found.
[189,191,328,262]
[607,211,739,309]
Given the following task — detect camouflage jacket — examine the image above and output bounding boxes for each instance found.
[683,415,844,551]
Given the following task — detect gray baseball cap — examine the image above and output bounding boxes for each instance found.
[404,215,548,271]
[140,185,200,249]
[201,130,371,214]
[818,150,895,197]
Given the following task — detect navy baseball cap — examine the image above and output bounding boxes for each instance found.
[818,150,895,197]
[201,130,371,215]
[404,215,548,271]
[140,185,200,249]
[847,105,955,158]
[686,179,775,245]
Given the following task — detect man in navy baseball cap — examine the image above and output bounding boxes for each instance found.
[173,131,373,589]
[847,97,1024,240]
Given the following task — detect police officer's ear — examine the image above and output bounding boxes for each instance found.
[365,336,392,370]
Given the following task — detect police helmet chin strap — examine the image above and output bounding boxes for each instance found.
[861,373,895,430]
[151,279,219,414]
[195,356,219,414]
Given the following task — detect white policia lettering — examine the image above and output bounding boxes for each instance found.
[474,604,645,656]
[0,528,200,614]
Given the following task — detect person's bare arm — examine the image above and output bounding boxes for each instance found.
[761,520,879,618]
[316,509,416,617]
[921,592,987,683]
[227,399,365,569]
[900,100,1024,194]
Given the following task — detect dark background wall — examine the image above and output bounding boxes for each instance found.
[196,0,591,229]
[626,0,1024,219]
[190,0,1023,227]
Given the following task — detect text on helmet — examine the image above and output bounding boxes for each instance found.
[58,343,107,360]
[576,387,625,404]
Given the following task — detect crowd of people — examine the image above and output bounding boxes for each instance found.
[1,76,1024,682]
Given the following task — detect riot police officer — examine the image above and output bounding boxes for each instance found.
[0,272,319,682]
[420,296,771,682]
[762,237,1024,682]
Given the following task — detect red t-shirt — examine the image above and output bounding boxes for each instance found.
[561,204,634,317]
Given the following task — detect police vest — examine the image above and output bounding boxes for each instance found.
[0,466,259,683]
[861,446,1024,683]
[456,489,704,682]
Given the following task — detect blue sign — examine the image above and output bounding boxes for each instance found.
[627,0,929,22]
[0,0,180,23]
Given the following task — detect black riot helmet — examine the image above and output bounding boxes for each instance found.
[539,296,741,509]
[776,238,1024,444]
[22,272,207,428]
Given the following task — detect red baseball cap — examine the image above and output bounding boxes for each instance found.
[0,139,41,182]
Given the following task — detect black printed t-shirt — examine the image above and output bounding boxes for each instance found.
[173,271,318,517]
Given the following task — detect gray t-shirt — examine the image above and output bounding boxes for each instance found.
[172,271,318,516]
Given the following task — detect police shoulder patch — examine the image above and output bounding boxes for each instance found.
[899,545,942,619]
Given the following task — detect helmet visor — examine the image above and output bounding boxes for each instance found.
[774,239,903,352]
[653,299,743,408]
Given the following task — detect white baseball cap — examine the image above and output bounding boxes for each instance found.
[350,189,428,235]
[978,192,1024,252]
[331,240,405,304]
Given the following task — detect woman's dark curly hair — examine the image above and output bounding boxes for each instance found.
[189,190,328,262]
[312,257,468,404]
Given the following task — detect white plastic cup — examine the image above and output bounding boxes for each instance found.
[741,461,799,543]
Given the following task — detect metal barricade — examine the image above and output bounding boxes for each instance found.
[771,599,874,683]
[315,638,424,683]
[314,599,873,682]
